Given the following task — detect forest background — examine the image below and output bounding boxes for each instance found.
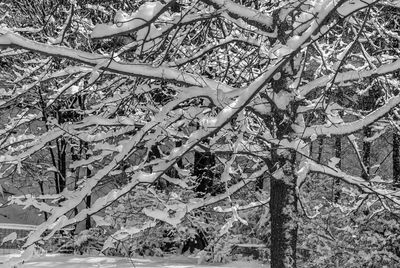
[1,0,400,267]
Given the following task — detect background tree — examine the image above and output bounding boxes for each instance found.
[3,0,400,267]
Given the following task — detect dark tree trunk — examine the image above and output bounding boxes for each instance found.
[267,48,299,266]
[38,180,48,221]
[80,142,92,230]
[270,151,297,268]
[166,141,183,178]
[59,137,67,192]
[394,131,400,187]
[317,137,324,163]
[334,136,341,202]
[86,195,91,229]
[86,155,92,229]
[362,127,371,181]
[193,151,216,196]
[149,145,168,190]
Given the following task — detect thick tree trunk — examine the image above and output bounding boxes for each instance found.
[267,49,299,266]
[270,152,298,268]
[394,131,400,187]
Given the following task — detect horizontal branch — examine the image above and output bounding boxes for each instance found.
[17,0,340,249]
[297,94,400,138]
[298,59,400,97]
[168,35,261,67]
[200,0,273,32]
[90,1,175,39]
[0,31,235,93]
[307,158,400,203]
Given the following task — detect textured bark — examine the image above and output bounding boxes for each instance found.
[270,152,298,268]
[317,137,324,163]
[86,159,92,230]
[394,131,400,187]
[86,195,91,229]
[334,136,341,202]
[38,181,48,221]
[193,151,216,196]
[362,127,371,181]
[57,137,67,194]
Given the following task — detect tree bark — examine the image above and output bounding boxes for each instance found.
[270,151,298,268]
[317,137,324,163]
[334,136,341,202]
[193,151,216,196]
[394,131,400,187]
[86,195,91,229]
[362,127,371,181]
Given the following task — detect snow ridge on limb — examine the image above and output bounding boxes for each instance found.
[167,35,261,67]
[307,158,400,203]
[0,1,375,266]
[298,58,400,97]
[141,166,269,226]
[91,1,175,39]
[0,31,235,93]
[19,82,230,249]
[297,94,400,138]
[200,0,274,31]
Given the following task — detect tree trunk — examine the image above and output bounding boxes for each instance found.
[394,131,400,187]
[362,127,371,181]
[84,141,91,229]
[270,151,298,268]
[317,137,324,163]
[193,151,216,196]
[59,137,67,192]
[38,180,48,221]
[334,136,341,202]
[86,195,91,229]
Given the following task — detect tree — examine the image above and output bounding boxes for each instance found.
[2,0,400,267]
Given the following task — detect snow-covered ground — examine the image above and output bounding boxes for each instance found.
[0,254,269,268]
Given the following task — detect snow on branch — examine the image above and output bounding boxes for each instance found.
[91,1,172,39]
[142,166,269,225]
[200,0,273,31]
[307,158,400,204]
[0,129,64,163]
[168,35,261,67]
[7,0,348,253]
[21,85,228,247]
[0,31,235,93]
[298,59,400,97]
[214,199,269,213]
[297,94,400,138]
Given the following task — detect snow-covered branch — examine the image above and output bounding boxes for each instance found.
[168,35,261,67]
[297,94,400,138]
[307,158,400,204]
[0,31,235,93]
[90,1,175,39]
[200,0,273,31]
[298,59,400,97]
